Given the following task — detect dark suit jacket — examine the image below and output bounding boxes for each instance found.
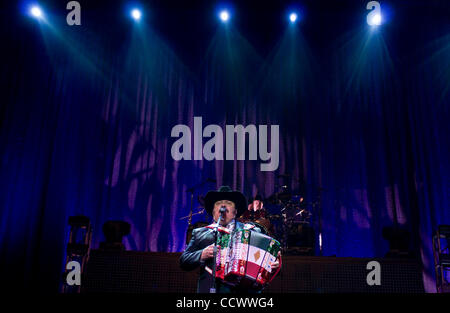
[180,221,261,293]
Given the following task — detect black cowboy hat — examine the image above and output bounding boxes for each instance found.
[204,186,247,217]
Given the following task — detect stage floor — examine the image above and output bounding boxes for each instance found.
[80,250,424,293]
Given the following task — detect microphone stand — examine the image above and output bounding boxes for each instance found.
[210,208,226,293]
[186,178,216,227]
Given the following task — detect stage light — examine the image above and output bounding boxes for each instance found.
[131,8,142,21]
[289,12,298,23]
[369,13,382,26]
[30,6,42,18]
[219,10,230,22]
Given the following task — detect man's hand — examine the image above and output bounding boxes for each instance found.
[270,251,282,270]
[200,244,215,261]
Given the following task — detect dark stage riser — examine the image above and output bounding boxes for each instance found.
[80,251,424,293]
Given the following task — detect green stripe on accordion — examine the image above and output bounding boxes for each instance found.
[218,228,280,252]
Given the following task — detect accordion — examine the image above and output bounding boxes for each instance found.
[210,227,282,290]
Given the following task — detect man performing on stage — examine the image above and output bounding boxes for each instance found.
[180,186,280,293]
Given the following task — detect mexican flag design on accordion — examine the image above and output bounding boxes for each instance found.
[215,228,281,285]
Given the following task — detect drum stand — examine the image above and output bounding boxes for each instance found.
[182,178,214,245]
[185,179,215,224]
[281,205,289,251]
[310,200,323,256]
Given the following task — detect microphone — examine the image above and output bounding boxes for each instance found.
[217,206,227,226]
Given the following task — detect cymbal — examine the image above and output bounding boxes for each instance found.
[266,191,304,204]
[295,179,328,192]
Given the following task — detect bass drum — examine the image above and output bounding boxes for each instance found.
[238,209,274,237]
[185,222,209,245]
[255,217,273,236]
[242,218,273,237]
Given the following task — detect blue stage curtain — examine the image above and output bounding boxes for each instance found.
[0,1,448,292]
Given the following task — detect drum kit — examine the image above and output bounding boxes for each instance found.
[180,174,325,256]
[247,187,319,255]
